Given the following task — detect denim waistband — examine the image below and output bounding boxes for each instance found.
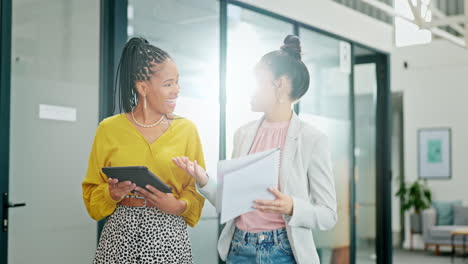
[233,227,289,245]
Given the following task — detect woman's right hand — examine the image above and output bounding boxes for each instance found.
[107,178,136,202]
[172,156,209,187]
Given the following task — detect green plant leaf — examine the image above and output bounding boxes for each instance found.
[398,180,432,213]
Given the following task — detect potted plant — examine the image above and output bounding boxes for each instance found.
[396,179,432,233]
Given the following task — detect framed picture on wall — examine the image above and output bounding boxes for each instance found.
[418,128,452,179]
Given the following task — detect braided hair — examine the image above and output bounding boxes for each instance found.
[114,37,171,113]
[260,35,310,100]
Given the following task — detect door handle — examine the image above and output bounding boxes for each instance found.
[8,202,26,208]
[2,192,26,232]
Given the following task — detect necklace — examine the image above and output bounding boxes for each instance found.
[131,108,165,128]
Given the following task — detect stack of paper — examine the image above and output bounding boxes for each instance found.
[217,148,281,223]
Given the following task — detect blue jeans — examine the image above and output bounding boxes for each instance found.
[227,228,297,264]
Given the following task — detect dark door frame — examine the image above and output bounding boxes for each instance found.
[354,52,393,264]
[0,0,12,263]
[375,52,392,264]
[97,0,128,239]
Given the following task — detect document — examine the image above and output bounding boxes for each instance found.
[217,148,281,224]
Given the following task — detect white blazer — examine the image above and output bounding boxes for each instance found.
[198,112,337,264]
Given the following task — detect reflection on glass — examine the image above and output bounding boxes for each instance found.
[300,28,352,264]
[354,62,377,264]
[226,5,293,156]
[128,1,219,263]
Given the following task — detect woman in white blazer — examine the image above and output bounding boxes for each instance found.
[173,35,337,264]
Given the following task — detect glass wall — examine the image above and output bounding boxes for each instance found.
[124,1,391,264]
[353,46,379,264]
[354,64,377,263]
[128,1,220,263]
[225,5,293,156]
[299,27,352,264]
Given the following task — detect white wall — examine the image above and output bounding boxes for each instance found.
[392,39,468,249]
[237,0,394,53]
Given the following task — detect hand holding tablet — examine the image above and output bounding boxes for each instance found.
[102,166,173,194]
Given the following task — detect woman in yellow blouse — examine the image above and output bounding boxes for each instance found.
[82,37,205,264]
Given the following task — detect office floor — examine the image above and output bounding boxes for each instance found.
[393,249,466,264]
[357,247,467,264]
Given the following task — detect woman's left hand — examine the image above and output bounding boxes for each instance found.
[135,185,186,215]
[254,187,294,216]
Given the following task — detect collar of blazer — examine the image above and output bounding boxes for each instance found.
[238,110,302,192]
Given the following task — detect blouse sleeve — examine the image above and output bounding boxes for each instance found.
[82,123,121,221]
[178,124,206,227]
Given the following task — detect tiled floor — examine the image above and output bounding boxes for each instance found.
[319,242,467,264]
[393,249,467,264]
[357,248,467,264]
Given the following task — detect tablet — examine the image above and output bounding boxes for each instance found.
[102,166,172,193]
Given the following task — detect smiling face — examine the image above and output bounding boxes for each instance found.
[136,59,180,115]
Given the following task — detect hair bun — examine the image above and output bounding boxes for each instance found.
[280,35,302,59]
[128,37,149,47]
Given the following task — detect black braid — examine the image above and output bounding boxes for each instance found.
[113,37,171,114]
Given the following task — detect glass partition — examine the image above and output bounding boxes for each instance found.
[225,5,293,157]
[128,1,220,263]
[300,27,352,264]
[124,2,391,264]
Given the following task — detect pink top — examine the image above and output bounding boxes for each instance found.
[236,119,290,233]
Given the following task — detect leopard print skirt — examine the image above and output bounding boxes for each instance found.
[93,205,193,264]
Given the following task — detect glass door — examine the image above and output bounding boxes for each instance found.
[3,0,101,263]
[353,45,392,264]
[354,57,378,264]
[127,0,221,263]
[225,5,293,157]
[299,27,353,264]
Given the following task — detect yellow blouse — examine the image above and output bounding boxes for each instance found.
[82,113,206,227]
